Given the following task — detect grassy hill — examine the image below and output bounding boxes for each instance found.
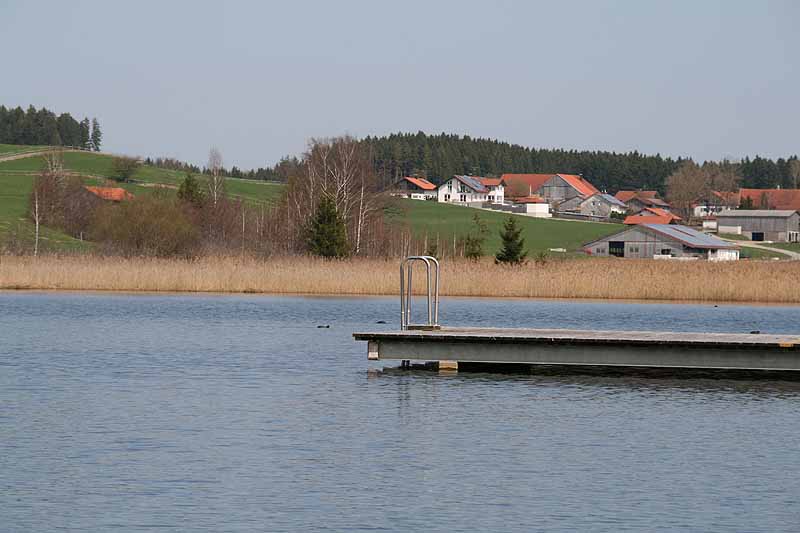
[0,173,90,252]
[0,148,284,253]
[0,151,284,205]
[394,200,623,256]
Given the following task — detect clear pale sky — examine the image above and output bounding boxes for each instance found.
[1,1,797,169]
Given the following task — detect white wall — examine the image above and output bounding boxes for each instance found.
[709,249,739,261]
[488,185,504,204]
[718,225,742,235]
[524,203,551,218]
[436,178,488,203]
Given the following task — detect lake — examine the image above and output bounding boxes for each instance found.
[2,292,800,532]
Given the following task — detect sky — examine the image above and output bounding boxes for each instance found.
[1,0,798,169]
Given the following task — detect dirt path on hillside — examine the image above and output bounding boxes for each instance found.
[0,148,114,164]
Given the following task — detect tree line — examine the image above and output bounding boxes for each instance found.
[144,131,799,193]
[144,154,301,183]
[0,105,102,150]
[361,131,800,193]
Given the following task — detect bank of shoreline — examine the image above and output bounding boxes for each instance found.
[3,255,800,304]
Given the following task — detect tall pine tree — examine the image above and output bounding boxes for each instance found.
[307,196,349,258]
[79,118,91,149]
[90,118,102,151]
[495,216,527,265]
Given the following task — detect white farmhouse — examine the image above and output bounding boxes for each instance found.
[437,175,503,204]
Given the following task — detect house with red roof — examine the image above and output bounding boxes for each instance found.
[613,190,673,213]
[693,190,740,218]
[614,190,659,204]
[478,177,505,203]
[392,176,437,200]
[501,173,599,210]
[84,186,134,202]
[737,188,800,211]
[623,207,682,226]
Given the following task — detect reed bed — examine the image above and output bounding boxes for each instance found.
[1,255,799,303]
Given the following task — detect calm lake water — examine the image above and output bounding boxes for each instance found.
[2,292,800,532]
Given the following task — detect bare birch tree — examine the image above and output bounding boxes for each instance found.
[207,147,225,207]
[32,187,41,256]
[281,136,386,255]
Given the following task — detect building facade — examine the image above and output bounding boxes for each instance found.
[479,177,505,204]
[501,173,599,209]
[576,193,627,218]
[437,175,490,204]
[717,210,800,242]
[392,176,437,200]
[583,224,739,261]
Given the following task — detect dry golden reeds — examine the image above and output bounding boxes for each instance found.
[1,255,799,303]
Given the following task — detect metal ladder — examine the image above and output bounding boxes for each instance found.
[400,256,440,330]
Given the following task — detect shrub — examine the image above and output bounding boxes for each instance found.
[90,190,198,256]
[111,156,141,182]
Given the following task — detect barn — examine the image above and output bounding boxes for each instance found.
[716,210,800,242]
[583,224,739,261]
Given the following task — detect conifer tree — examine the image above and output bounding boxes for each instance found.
[79,118,91,149]
[90,118,102,151]
[495,215,527,264]
[307,195,349,258]
[463,212,488,260]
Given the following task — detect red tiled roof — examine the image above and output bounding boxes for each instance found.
[402,176,436,191]
[514,195,548,204]
[712,190,740,204]
[501,174,555,196]
[738,189,800,210]
[641,207,681,221]
[615,190,658,203]
[558,174,599,198]
[84,186,133,202]
[501,173,598,198]
[479,177,502,187]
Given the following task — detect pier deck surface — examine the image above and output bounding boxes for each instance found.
[354,327,800,371]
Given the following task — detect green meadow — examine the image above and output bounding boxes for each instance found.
[392,199,623,255]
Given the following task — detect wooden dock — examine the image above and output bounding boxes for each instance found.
[353,327,800,371]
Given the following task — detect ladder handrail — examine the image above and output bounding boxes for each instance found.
[400,256,440,330]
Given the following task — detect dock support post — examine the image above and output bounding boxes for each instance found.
[438,360,458,373]
[367,341,379,360]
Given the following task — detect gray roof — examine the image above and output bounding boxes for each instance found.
[718,209,797,218]
[642,224,738,249]
[453,175,488,193]
[591,193,627,207]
